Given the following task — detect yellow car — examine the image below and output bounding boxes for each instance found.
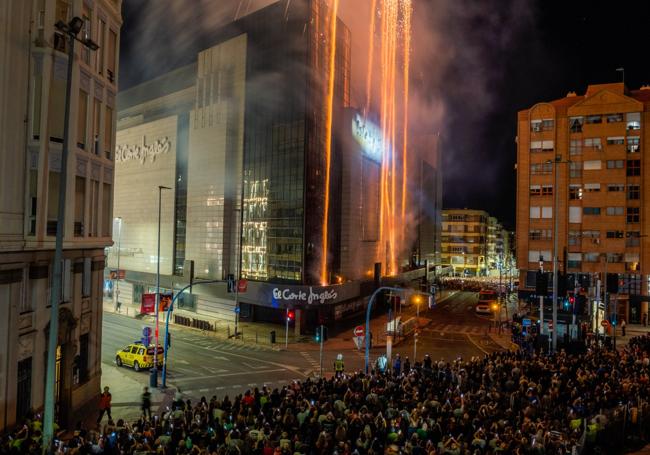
[115,342,163,371]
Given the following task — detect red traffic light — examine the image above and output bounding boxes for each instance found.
[569,296,575,304]
[287,310,295,321]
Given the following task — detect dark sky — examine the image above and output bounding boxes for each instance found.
[119,0,650,231]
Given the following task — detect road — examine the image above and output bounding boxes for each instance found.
[101,291,509,402]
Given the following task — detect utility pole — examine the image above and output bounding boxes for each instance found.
[551,156,560,352]
[153,185,171,387]
[319,324,324,377]
[285,307,289,349]
[115,217,122,311]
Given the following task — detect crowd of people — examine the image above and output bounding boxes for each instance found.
[5,333,650,454]
[437,277,512,294]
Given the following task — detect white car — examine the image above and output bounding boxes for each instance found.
[475,289,497,315]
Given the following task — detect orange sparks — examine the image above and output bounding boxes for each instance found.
[320,0,339,285]
[400,0,411,226]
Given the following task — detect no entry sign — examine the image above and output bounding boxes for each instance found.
[354,325,365,337]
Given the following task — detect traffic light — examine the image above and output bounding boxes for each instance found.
[227,274,235,293]
[287,310,295,323]
[563,295,575,311]
[314,325,328,342]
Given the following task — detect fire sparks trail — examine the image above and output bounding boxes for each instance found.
[400,0,412,226]
[320,0,339,285]
[370,0,412,276]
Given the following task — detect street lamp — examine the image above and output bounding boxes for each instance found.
[153,185,171,387]
[114,217,122,312]
[43,17,98,453]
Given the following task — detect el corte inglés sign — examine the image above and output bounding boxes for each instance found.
[115,137,171,164]
[272,286,338,305]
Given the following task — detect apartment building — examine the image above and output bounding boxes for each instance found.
[516,82,650,324]
[0,0,121,430]
[441,209,489,276]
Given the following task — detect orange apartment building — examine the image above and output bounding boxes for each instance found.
[517,83,650,324]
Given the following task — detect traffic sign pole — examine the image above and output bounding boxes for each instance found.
[319,324,324,377]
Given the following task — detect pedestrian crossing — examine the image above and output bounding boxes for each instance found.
[172,334,274,352]
[299,351,320,371]
[423,323,490,335]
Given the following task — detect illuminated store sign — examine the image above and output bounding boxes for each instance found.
[115,137,171,164]
[272,286,338,304]
[352,113,383,163]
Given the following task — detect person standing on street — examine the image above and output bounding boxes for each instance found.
[97,386,112,425]
[621,319,627,337]
[334,354,344,378]
[393,354,401,377]
[141,386,152,420]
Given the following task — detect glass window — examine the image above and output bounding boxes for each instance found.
[569,116,583,133]
[627,136,640,153]
[583,160,601,170]
[569,139,582,155]
[569,161,582,178]
[569,185,582,200]
[541,207,553,218]
[541,185,553,196]
[584,183,600,192]
[583,138,602,150]
[531,162,552,175]
[606,230,624,239]
[530,206,541,219]
[586,115,602,124]
[627,160,641,176]
[531,120,542,132]
[626,231,640,247]
[626,112,641,130]
[569,206,582,223]
[529,185,541,196]
[530,141,542,153]
[606,206,624,216]
[542,119,554,130]
[627,207,640,223]
[582,230,600,239]
[608,183,625,192]
[628,184,640,200]
[583,207,600,215]
[607,136,625,145]
[568,230,580,246]
[583,252,600,262]
[77,90,88,149]
[542,140,554,151]
[607,160,624,169]
[606,113,624,123]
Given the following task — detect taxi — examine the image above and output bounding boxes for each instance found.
[115,342,163,371]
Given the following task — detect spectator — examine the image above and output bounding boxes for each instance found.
[97,386,112,425]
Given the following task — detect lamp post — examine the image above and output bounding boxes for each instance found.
[365,286,404,373]
[114,217,122,311]
[43,17,98,454]
[153,185,171,387]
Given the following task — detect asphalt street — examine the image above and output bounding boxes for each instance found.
[101,291,509,402]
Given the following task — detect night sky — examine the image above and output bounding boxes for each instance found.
[119,0,650,230]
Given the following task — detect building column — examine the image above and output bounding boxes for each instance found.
[295,308,303,336]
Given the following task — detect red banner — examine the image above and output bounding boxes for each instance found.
[141,293,156,314]
[141,293,172,314]
[237,279,248,293]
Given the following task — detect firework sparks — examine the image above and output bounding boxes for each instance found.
[321,0,340,285]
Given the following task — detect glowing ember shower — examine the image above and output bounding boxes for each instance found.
[367,0,413,276]
[321,0,340,285]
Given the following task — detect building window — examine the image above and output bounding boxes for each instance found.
[583,137,602,150]
[607,253,624,263]
[626,231,640,247]
[628,184,640,200]
[568,253,582,269]
[608,183,625,192]
[97,19,105,74]
[531,162,553,175]
[584,183,600,192]
[582,230,600,240]
[77,90,88,150]
[586,115,602,124]
[74,176,85,236]
[627,160,641,176]
[104,106,113,159]
[530,206,541,219]
[529,185,541,196]
[531,120,542,132]
[529,140,554,153]
[607,136,625,145]
[541,185,553,196]
[627,112,641,130]
[569,161,582,178]
[92,99,101,155]
[82,258,91,297]
[583,160,601,170]
[606,113,624,123]
[569,206,582,223]
[583,252,600,262]
[583,207,600,215]
[627,207,640,223]
[627,136,640,153]
[606,230,624,239]
[528,250,551,262]
[568,230,580,246]
[16,358,32,422]
[606,206,624,216]
[607,160,624,169]
[569,139,582,155]
[569,185,582,200]
[569,116,583,133]
[79,333,89,383]
[541,207,553,218]
[81,6,91,65]
[529,229,552,241]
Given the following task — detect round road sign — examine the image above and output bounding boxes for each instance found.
[354,325,365,337]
